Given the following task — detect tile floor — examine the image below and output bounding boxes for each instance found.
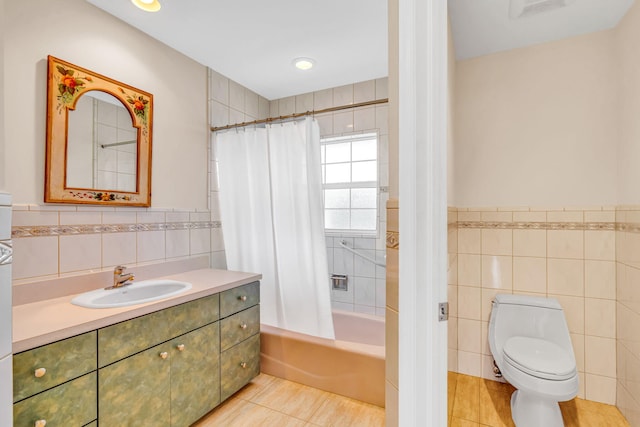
[448,372,631,427]
[193,373,385,426]
[194,372,631,426]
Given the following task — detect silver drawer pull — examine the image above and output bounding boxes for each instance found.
[35,420,47,427]
[239,362,247,369]
[34,368,46,378]
[176,344,185,352]
[159,352,169,359]
[238,295,247,302]
[240,323,248,330]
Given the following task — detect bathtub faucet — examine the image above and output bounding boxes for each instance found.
[109,265,135,289]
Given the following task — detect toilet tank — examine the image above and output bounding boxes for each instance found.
[488,294,575,366]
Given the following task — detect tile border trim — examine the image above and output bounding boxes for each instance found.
[0,240,12,265]
[458,221,616,231]
[12,221,222,238]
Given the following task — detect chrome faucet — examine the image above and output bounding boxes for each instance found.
[109,265,135,289]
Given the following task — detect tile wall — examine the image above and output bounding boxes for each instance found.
[269,79,390,316]
[208,68,271,270]
[615,207,640,425]
[11,206,225,283]
[449,206,618,405]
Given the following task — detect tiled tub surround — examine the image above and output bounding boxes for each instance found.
[449,207,618,406]
[208,72,390,317]
[272,79,390,317]
[616,208,640,425]
[10,206,226,282]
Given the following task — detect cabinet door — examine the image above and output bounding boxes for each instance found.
[98,344,170,427]
[170,322,220,427]
[13,372,96,427]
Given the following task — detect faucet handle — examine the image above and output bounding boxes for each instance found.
[114,265,126,274]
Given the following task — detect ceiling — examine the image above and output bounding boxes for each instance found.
[87,0,635,100]
[86,0,388,100]
[449,0,635,60]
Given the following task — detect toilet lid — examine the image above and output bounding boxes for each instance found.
[503,336,576,381]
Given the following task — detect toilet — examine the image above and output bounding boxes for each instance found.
[488,294,579,427]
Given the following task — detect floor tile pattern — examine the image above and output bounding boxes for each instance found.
[195,372,630,426]
[448,372,630,427]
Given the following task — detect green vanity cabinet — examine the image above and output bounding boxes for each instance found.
[13,280,260,426]
[170,322,220,427]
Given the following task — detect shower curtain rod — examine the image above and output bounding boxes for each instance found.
[210,98,389,132]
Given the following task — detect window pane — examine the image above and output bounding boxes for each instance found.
[352,139,377,161]
[325,163,351,184]
[352,161,377,182]
[325,209,350,229]
[321,165,325,184]
[351,209,377,230]
[325,189,350,208]
[325,142,351,164]
[351,188,377,208]
[320,145,325,164]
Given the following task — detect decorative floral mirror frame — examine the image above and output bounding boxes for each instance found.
[45,55,153,206]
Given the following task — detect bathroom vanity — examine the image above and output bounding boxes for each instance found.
[11,268,260,427]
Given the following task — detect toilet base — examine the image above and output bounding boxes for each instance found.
[511,390,565,427]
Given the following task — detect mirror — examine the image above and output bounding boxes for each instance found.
[45,55,153,206]
[67,91,138,192]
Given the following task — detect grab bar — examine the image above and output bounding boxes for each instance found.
[338,240,386,268]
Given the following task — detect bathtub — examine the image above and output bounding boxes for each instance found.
[260,309,385,407]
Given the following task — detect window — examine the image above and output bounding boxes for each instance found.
[321,132,378,233]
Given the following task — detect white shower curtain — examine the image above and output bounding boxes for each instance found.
[216,118,335,339]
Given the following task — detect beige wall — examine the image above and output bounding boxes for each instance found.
[447,20,456,206]
[0,0,5,192]
[4,0,209,209]
[615,1,640,424]
[454,30,618,208]
[616,1,640,205]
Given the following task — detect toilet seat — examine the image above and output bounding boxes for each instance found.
[503,336,576,381]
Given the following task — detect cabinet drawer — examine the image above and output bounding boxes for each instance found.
[98,310,169,367]
[13,331,97,402]
[165,293,219,337]
[220,282,259,318]
[221,334,260,401]
[220,305,260,351]
[13,372,97,427]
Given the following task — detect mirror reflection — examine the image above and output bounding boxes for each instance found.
[67,91,138,192]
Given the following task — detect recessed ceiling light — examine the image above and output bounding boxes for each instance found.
[131,0,161,12]
[293,57,315,71]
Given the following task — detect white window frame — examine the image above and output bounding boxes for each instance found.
[321,131,379,236]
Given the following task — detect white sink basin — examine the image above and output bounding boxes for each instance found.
[71,279,192,308]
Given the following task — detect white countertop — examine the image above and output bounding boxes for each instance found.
[13,268,261,353]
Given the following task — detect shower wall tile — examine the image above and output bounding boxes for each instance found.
[354,80,375,103]
[229,80,245,112]
[295,93,314,113]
